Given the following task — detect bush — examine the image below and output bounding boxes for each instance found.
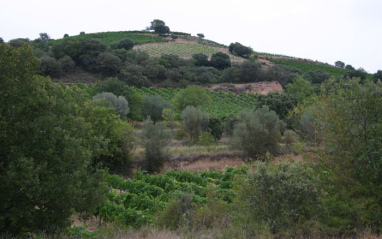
[39,55,63,78]
[197,132,215,147]
[210,52,231,70]
[180,106,210,143]
[96,52,121,76]
[117,38,134,51]
[142,95,169,123]
[141,119,171,173]
[231,107,282,157]
[235,161,322,236]
[93,92,129,119]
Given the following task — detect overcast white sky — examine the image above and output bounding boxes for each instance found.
[1,0,381,73]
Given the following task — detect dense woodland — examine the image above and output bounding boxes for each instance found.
[1,20,382,238]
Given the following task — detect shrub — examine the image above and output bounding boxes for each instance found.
[93,92,129,119]
[141,119,171,173]
[180,106,210,143]
[117,38,134,51]
[231,107,282,157]
[235,161,322,236]
[142,95,169,123]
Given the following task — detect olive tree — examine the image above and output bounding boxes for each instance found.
[93,92,129,119]
[231,107,282,157]
[180,106,210,143]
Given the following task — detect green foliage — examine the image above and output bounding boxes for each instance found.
[93,78,143,120]
[285,77,316,103]
[39,55,63,77]
[180,106,210,143]
[235,161,322,236]
[192,53,209,67]
[0,44,108,235]
[197,132,215,147]
[240,61,259,82]
[142,95,169,123]
[93,92,129,119]
[272,59,350,78]
[162,108,176,137]
[317,79,382,186]
[228,42,252,57]
[210,52,231,70]
[48,31,169,47]
[172,86,211,112]
[117,38,134,51]
[224,114,238,137]
[231,107,282,157]
[335,60,345,68]
[255,92,298,119]
[96,52,121,76]
[141,120,171,173]
[208,117,223,141]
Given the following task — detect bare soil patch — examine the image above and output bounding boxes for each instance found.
[209,81,283,95]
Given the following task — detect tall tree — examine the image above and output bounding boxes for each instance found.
[0,44,108,235]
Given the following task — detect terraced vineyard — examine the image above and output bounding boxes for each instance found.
[136,43,245,61]
[48,31,170,47]
[271,59,350,77]
[132,86,257,118]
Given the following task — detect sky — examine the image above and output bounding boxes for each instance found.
[1,0,381,73]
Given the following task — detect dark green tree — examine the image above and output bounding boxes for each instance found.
[150,19,166,29]
[117,38,134,51]
[335,61,345,68]
[39,55,63,78]
[39,33,50,42]
[0,44,108,235]
[255,92,298,119]
[240,61,258,82]
[210,52,231,70]
[373,70,382,83]
[228,42,252,57]
[208,117,223,141]
[192,53,209,67]
[96,52,121,76]
[154,25,170,35]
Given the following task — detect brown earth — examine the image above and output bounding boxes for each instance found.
[209,81,283,95]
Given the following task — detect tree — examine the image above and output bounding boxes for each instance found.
[228,42,252,57]
[240,61,258,82]
[9,38,29,48]
[373,70,382,83]
[235,161,322,236]
[96,52,121,76]
[162,108,177,137]
[92,92,129,119]
[197,33,205,38]
[141,119,171,173]
[154,25,170,35]
[317,79,382,186]
[231,107,282,157]
[150,19,166,30]
[180,106,210,143]
[335,61,345,68]
[285,77,316,103]
[117,38,134,51]
[142,95,169,123]
[0,44,108,235]
[255,92,298,119]
[39,33,50,42]
[303,70,330,85]
[208,117,223,141]
[172,85,211,112]
[210,52,231,70]
[0,37,4,43]
[39,55,63,78]
[345,64,355,70]
[93,78,144,120]
[58,55,75,74]
[192,53,209,67]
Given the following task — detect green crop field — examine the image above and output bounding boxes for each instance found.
[133,86,257,118]
[96,166,248,227]
[271,59,350,77]
[48,31,170,47]
[137,43,245,61]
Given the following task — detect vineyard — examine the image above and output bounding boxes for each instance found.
[48,31,170,47]
[132,86,257,118]
[136,43,244,61]
[96,166,248,227]
[271,59,350,77]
